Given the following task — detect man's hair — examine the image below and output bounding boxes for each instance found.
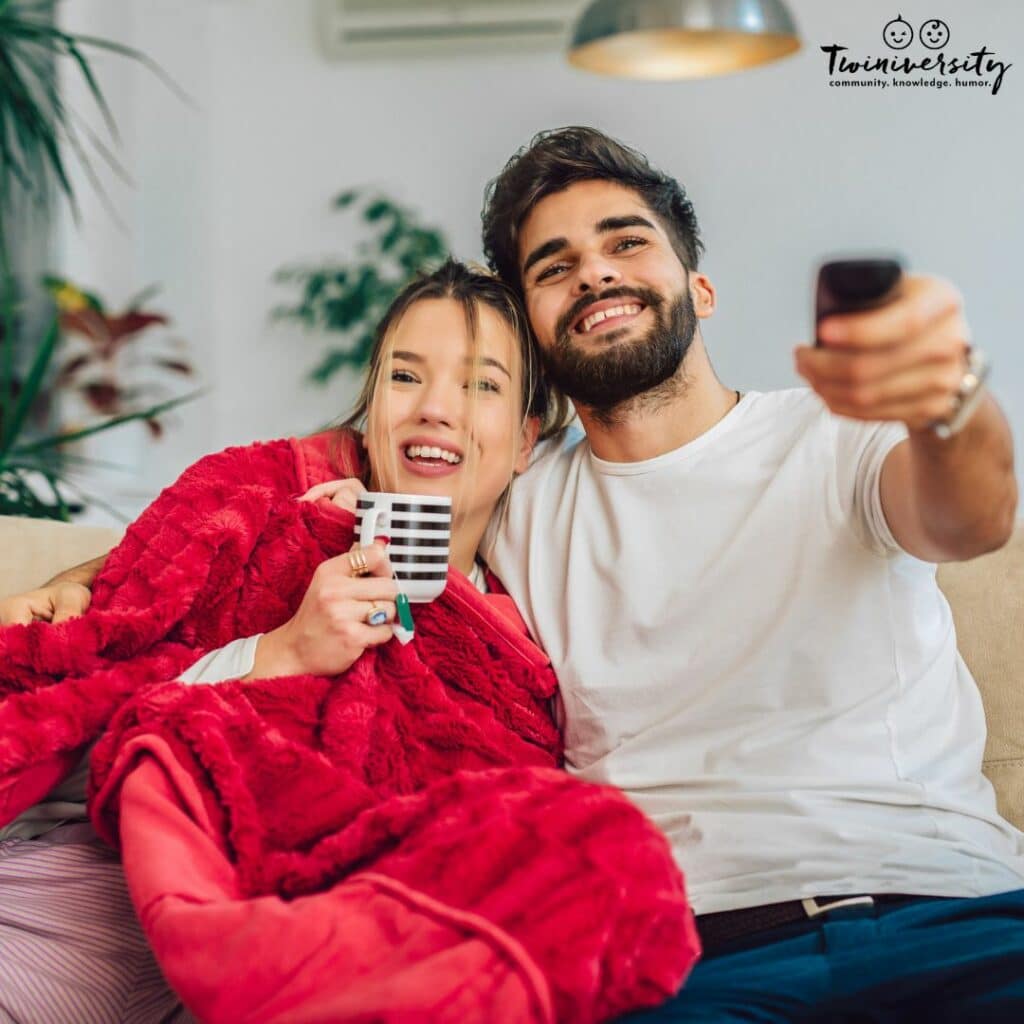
[481,126,704,295]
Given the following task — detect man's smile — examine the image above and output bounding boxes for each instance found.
[572,299,647,336]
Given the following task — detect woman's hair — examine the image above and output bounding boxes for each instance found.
[339,258,573,492]
[481,126,704,296]
[343,258,570,438]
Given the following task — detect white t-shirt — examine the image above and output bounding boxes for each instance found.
[487,388,1024,915]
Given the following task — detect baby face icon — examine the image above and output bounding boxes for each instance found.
[919,18,950,50]
[882,14,913,49]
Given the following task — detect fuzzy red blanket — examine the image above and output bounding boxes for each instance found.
[0,432,699,1022]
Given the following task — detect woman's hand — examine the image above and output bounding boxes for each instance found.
[299,478,366,513]
[245,542,397,680]
[0,581,92,626]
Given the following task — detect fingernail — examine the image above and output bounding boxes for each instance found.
[396,593,414,632]
[374,534,390,547]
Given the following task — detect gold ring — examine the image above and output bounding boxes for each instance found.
[366,601,388,627]
[348,548,371,577]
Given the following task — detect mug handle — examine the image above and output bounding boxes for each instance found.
[358,507,387,548]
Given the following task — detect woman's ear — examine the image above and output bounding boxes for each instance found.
[515,417,542,475]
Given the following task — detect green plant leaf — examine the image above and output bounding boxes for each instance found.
[11,389,202,456]
[0,315,59,462]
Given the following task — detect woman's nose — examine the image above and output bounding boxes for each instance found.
[415,381,461,428]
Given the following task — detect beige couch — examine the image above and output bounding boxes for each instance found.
[1,515,1021,830]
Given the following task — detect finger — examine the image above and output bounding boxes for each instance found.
[827,392,957,430]
[51,586,91,624]
[796,315,965,387]
[347,541,395,579]
[317,543,396,584]
[361,599,396,626]
[330,480,367,512]
[817,275,962,350]
[0,599,36,626]
[359,622,397,648]
[344,578,400,601]
[812,360,963,416]
[298,480,352,503]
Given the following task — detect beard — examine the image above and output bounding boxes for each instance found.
[540,283,698,418]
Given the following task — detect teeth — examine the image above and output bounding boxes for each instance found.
[580,304,642,333]
[405,444,462,465]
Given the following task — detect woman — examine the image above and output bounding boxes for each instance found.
[0,261,698,1023]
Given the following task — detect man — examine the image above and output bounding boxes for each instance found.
[476,127,1022,1020]
[4,127,1022,1020]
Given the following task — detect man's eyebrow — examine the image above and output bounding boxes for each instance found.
[521,215,658,277]
[596,214,657,234]
[391,350,511,380]
[522,237,567,278]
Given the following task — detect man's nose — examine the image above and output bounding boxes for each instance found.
[574,251,621,295]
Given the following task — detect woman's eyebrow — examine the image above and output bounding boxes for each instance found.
[469,356,511,380]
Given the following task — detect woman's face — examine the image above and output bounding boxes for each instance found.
[366,297,536,525]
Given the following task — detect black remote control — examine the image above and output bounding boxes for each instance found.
[815,257,904,345]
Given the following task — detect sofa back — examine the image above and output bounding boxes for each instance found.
[0,515,1022,829]
[937,530,1024,831]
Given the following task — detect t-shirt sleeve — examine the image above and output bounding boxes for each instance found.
[833,416,908,555]
[178,635,261,684]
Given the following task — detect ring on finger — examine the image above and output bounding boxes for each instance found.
[366,601,389,627]
[348,547,371,577]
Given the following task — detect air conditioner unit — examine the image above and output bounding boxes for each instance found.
[317,0,583,60]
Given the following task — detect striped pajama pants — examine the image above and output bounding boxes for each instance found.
[0,823,193,1024]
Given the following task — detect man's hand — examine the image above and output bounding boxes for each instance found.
[795,273,1016,561]
[795,274,969,430]
[0,581,93,626]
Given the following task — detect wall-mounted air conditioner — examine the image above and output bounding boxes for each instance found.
[317,0,582,60]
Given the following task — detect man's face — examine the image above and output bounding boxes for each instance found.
[517,179,706,412]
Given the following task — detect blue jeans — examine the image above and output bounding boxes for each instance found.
[624,888,1024,1022]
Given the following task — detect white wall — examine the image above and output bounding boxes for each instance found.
[57,0,1024,517]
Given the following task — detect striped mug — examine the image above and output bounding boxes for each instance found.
[356,492,452,602]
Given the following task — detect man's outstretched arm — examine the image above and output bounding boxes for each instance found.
[796,274,1017,562]
[0,552,108,625]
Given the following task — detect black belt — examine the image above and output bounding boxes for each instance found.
[697,894,929,955]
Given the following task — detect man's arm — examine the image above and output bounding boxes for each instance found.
[796,274,1018,562]
[0,552,109,625]
[880,397,1016,561]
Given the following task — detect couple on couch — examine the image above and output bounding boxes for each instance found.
[2,127,1022,1023]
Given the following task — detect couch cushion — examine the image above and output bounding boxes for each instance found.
[1,516,1021,830]
[0,516,123,599]
[938,527,1024,830]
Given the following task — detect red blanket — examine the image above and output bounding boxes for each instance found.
[0,432,699,1023]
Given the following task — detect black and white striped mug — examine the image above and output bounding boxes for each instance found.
[356,492,452,602]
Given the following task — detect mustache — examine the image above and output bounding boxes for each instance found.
[555,286,664,340]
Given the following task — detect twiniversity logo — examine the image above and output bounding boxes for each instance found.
[822,14,1011,95]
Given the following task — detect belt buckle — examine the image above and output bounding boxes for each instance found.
[801,895,875,919]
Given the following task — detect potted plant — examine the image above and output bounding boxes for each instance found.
[44,277,194,439]
[0,0,193,519]
[273,189,449,382]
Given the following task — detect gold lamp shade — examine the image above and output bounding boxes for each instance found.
[568,0,802,80]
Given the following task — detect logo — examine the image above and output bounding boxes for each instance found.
[822,14,1011,95]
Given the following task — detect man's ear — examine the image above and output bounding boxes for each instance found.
[690,273,716,319]
[515,416,542,475]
